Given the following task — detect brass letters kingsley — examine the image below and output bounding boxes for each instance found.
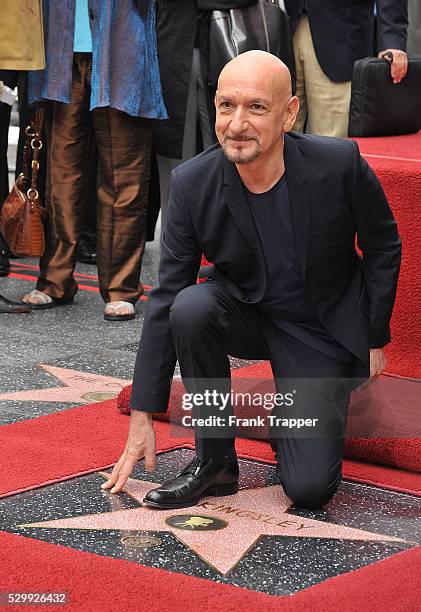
[195,501,313,530]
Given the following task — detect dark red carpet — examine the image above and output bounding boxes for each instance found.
[0,399,420,499]
[353,132,421,379]
[1,530,419,612]
[354,130,421,160]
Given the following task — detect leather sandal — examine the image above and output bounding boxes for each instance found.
[104,300,135,322]
[22,290,73,310]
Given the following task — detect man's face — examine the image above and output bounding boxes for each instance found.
[215,72,291,165]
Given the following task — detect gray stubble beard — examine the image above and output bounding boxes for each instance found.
[221,140,262,164]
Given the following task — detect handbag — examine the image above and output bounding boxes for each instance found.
[207,0,295,91]
[0,106,45,257]
[348,55,421,137]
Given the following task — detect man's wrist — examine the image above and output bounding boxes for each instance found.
[131,410,154,426]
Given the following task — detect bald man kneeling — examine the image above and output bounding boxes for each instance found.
[102,52,401,510]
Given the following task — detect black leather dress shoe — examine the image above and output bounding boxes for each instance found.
[77,238,97,265]
[0,294,31,314]
[143,453,239,509]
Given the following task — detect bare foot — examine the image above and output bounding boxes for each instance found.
[104,301,135,320]
[22,290,53,305]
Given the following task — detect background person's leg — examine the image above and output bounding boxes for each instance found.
[170,280,271,461]
[36,54,92,301]
[291,18,308,133]
[0,70,19,202]
[193,48,215,150]
[156,47,214,232]
[78,121,98,265]
[156,53,208,232]
[0,70,19,276]
[296,16,351,138]
[267,330,353,509]
[93,108,152,305]
[156,154,181,230]
[0,70,19,274]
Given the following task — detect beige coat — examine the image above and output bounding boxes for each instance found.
[0,0,45,70]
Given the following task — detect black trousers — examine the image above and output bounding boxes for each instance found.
[170,279,354,509]
[0,70,39,261]
[0,70,19,205]
[0,70,22,261]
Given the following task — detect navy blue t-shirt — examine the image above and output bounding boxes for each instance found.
[245,174,352,363]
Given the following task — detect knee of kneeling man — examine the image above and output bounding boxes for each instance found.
[169,287,214,334]
[283,478,339,510]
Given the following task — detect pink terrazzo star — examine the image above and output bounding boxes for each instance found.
[0,365,130,404]
[21,475,406,575]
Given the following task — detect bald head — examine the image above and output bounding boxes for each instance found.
[214,51,299,167]
[218,51,292,103]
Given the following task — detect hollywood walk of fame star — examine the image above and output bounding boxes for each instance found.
[0,365,131,404]
[20,474,407,575]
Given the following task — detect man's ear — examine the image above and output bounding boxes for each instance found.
[284,96,300,132]
[214,90,218,109]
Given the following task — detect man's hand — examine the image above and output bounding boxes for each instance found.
[355,348,387,392]
[378,49,408,84]
[101,410,156,494]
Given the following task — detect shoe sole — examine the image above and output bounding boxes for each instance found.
[103,313,135,322]
[24,299,74,311]
[0,307,31,314]
[143,481,239,509]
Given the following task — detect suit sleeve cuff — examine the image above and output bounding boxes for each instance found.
[129,393,169,414]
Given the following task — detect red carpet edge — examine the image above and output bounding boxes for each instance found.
[0,531,419,612]
[1,399,420,499]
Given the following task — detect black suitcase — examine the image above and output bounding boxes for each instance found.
[348,55,421,137]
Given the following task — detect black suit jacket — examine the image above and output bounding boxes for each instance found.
[285,0,408,82]
[131,133,401,413]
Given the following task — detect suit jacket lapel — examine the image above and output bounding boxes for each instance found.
[284,133,312,284]
[223,157,264,259]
